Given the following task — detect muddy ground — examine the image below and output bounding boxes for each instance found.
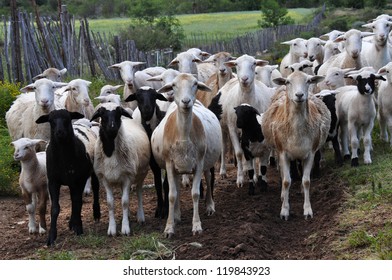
[0,162,347,260]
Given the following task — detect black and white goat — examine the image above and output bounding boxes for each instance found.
[336,68,386,166]
[36,109,101,246]
[125,86,169,218]
[234,104,270,195]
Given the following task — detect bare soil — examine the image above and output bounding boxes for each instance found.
[0,162,347,260]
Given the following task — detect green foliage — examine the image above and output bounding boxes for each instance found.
[0,128,20,197]
[0,81,20,197]
[258,0,295,28]
[374,227,392,259]
[0,81,21,128]
[128,0,162,22]
[36,249,77,260]
[346,0,365,9]
[348,230,373,248]
[118,16,184,52]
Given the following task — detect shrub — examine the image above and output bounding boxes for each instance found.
[0,128,20,196]
[0,81,21,128]
[117,16,184,52]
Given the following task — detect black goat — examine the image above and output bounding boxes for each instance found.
[36,109,100,246]
[125,87,169,218]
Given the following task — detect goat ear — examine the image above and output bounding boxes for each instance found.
[376,75,387,81]
[53,82,68,88]
[146,74,163,82]
[108,63,121,70]
[124,94,136,102]
[197,81,211,92]
[168,58,179,67]
[224,60,237,68]
[273,77,287,85]
[256,59,269,67]
[70,112,85,120]
[156,93,168,102]
[158,83,173,93]
[31,139,47,147]
[35,114,50,124]
[21,83,36,93]
[120,107,133,119]
[90,107,104,122]
[32,74,44,81]
[308,75,324,84]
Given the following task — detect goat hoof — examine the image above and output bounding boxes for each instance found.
[248,182,255,195]
[351,157,359,167]
[269,157,276,167]
[258,179,268,192]
[304,214,313,220]
[164,231,174,239]
[344,154,351,161]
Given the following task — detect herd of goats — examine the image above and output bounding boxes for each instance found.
[5,13,392,246]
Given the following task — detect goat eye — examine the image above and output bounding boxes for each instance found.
[293,43,297,46]
[24,147,29,150]
[72,87,77,91]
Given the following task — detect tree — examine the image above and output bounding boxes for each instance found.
[258,0,294,28]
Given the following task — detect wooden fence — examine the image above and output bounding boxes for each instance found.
[0,5,325,84]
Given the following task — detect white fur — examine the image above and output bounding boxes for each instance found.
[55,79,94,119]
[151,73,222,237]
[93,103,150,236]
[279,38,308,77]
[11,138,48,234]
[218,55,274,187]
[377,62,392,145]
[5,79,68,146]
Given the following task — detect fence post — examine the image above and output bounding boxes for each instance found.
[10,0,23,83]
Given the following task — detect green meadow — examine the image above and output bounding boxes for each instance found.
[87,8,315,38]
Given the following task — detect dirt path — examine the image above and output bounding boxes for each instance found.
[0,163,346,260]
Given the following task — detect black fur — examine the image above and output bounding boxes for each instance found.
[91,106,132,157]
[125,88,169,218]
[36,109,101,246]
[208,92,223,121]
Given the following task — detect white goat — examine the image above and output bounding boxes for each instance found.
[261,71,330,220]
[307,37,326,72]
[6,78,67,144]
[279,38,308,77]
[255,64,281,88]
[318,29,374,82]
[11,138,48,234]
[335,69,385,166]
[196,51,236,107]
[213,55,274,187]
[377,62,392,145]
[99,84,123,96]
[108,61,146,109]
[361,19,392,71]
[91,103,150,236]
[151,73,222,237]
[32,67,67,82]
[168,51,202,80]
[55,78,94,119]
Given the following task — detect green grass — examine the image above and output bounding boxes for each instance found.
[120,232,173,260]
[86,9,315,40]
[329,126,392,259]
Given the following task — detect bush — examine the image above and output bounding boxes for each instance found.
[0,128,20,196]
[328,18,348,31]
[118,16,184,52]
[0,82,23,196]
[0,81,21,128]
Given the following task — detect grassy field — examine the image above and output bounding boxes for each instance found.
[87,8,315,39]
